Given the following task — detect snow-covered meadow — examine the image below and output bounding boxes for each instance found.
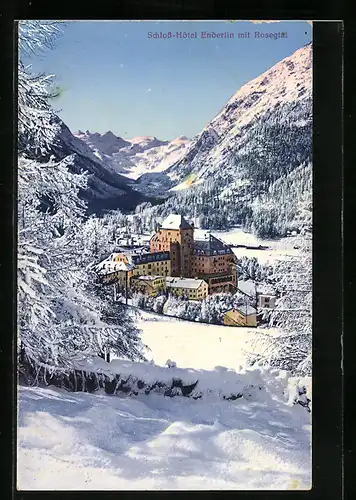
[18,310,311,490]
[136,310,281,370]
[195,227,301,264]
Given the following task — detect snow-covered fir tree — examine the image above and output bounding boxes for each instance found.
[245,234,312,375]
[18,21,145,378]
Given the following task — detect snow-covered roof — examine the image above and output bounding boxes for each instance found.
[160,214,193,230]
[94,259,135,275]
[237,280,256,298]
[166,277,206,290]
[256,283,276,296]
[193,234,232,256]
[235,305,257,317]
[132,275,164,282]
[237,278,276,297]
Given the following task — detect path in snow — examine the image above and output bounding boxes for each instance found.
[18,385,311,490]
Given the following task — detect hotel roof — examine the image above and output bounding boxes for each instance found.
[193,234,232,256]
[160,214,193,230]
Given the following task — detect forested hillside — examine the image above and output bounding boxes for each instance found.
[131,44,312,238]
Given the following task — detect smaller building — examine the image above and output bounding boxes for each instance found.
[258,294,276,309]
[237,280,276,310]
[111,250,171,278]
[223,305,257,327]
[166,276,208,301]
[94,260,135,287]
[131,275,166,296]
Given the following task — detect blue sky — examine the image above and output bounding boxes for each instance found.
[23,21,312,141]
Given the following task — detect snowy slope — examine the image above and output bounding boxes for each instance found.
[18,374,311,490]
[75,131,192,181]
[17,310,311,490]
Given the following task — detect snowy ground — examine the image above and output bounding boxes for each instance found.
[18,310,311,490]
[195,228,300,264]
[136,310,281,371]
[18,381,311,490]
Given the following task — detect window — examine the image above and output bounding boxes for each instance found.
[148,264,152,269]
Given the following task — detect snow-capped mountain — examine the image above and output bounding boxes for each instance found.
[133,43,312,234]
[41,120,160,214]
[164,43,312,190]
[74,131,192,180]
[76,130,131,156]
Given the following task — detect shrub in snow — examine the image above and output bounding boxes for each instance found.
[152,294,166,314]
[165,359,177,369]
[293,385,311,412]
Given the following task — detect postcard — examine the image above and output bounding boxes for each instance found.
[17,19,313,490]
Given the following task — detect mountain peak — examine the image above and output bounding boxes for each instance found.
[175,135,190,142]
[129,136,155,144]
[169,135,192,146]
[102,130,117,139]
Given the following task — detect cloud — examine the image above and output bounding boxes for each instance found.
[119,63,125,68]
[146,88,152,92]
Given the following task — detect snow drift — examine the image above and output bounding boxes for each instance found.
[21,353,310,411]
[18,376,311,490]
